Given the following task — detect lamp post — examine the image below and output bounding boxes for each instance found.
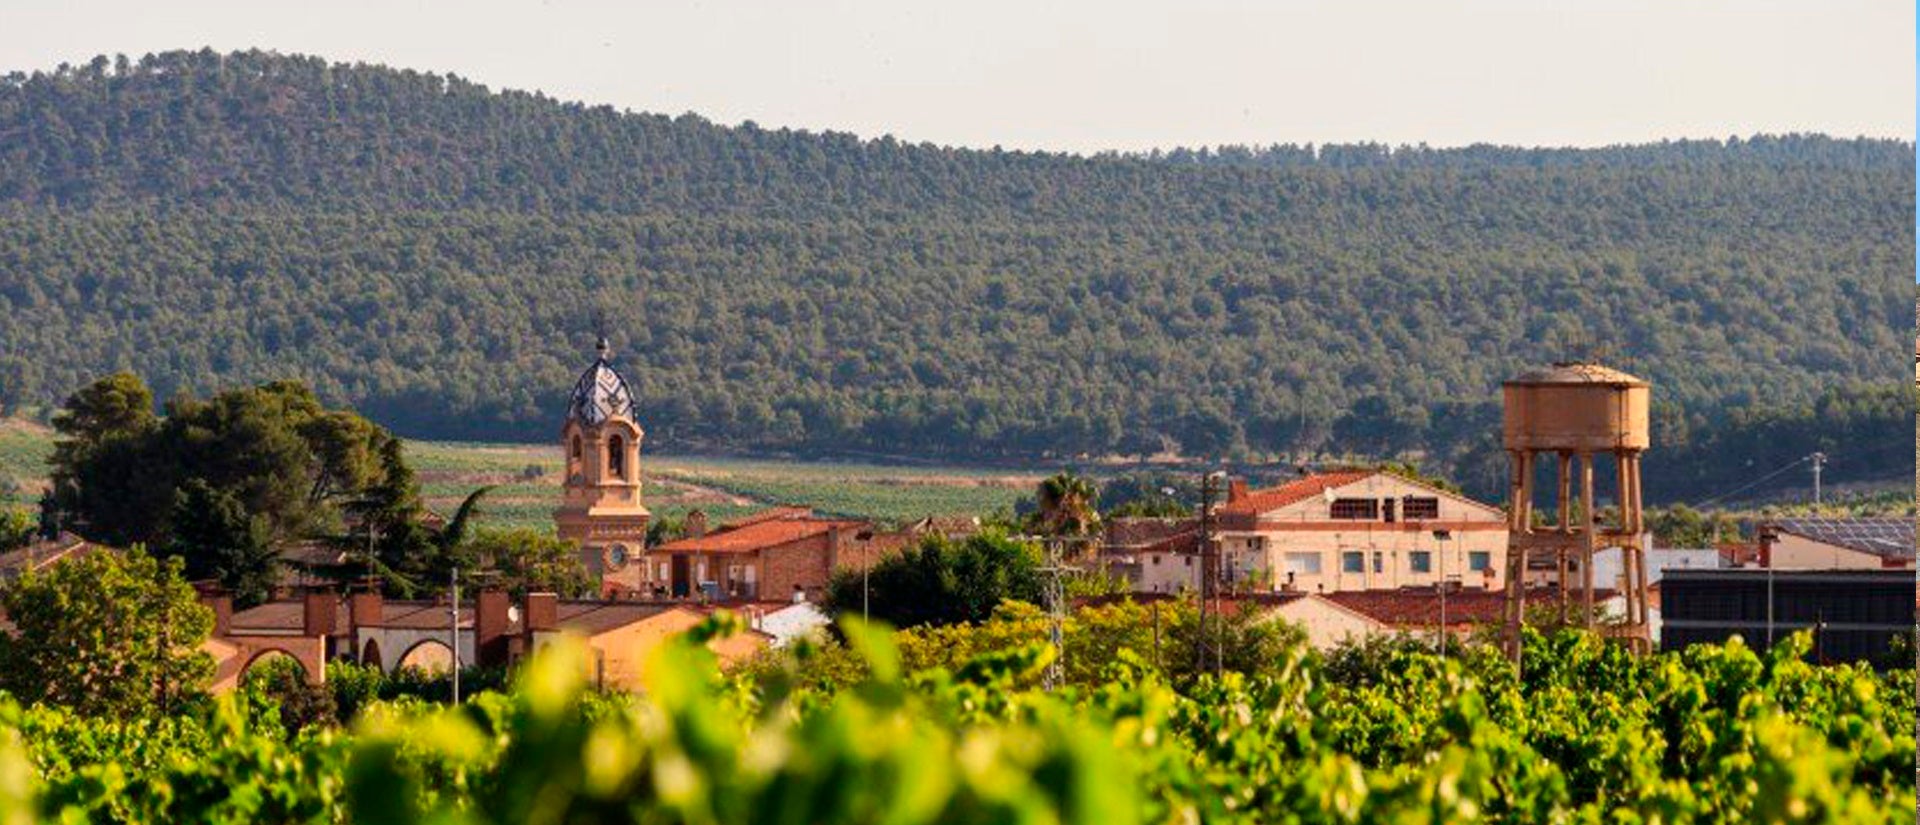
[856,529,875,621]
[1432,529,1453,658]
[449,566,461,704]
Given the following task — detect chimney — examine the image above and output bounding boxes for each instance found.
[475,589,511,667]
[204,593,233,636]
[684,509,708,538]
[1227,478,1249,503]
[302,591,336,637]
[349,591,384,632]
[525,592,559,633]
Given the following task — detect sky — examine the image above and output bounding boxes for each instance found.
[1,0,1913,153]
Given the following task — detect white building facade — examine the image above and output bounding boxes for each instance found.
[1213,471,1509,595]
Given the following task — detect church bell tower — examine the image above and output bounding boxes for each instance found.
[554,337,651,594]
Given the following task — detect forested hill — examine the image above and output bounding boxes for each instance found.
[0,50,1911,501]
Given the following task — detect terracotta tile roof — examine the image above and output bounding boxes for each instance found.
[1325,587,1615,627]
[907,516,982,536]
[1102,518,1202,554]
[1220,471,1376,516]
[278,539,350,568]
[656,510,860,554]
[375,601,475,630]
[551,602,680,635]
[0,532,102,576]
[718,507,815,529]
[229,600,353,633]
[1071,592,1311,610]
[230,598,475,633]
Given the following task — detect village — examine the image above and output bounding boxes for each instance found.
[5,339,1906,694]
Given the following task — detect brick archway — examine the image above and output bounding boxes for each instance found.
[213,636,326,688]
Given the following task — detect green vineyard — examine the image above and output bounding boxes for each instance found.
[0,612,1909,824]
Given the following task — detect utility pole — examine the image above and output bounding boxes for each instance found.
[1808,452,1827,506]
[1196,471,1226,677]
[450,567,461,704]
[1433,529,1449,658]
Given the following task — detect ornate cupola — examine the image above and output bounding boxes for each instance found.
[554,337,651,594]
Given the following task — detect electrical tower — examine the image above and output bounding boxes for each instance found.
[1040,536,1067,690]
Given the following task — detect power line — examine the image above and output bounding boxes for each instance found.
[1692,455,1813,509]
[1688,437,1910,510]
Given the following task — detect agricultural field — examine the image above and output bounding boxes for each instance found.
[0,419,52,508]
[407,441,1044,532]
[0,422,1044,528]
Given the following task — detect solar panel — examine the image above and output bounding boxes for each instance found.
[1773,518,1914,560]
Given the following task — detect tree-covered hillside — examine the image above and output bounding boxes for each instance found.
[0,50,1910,500]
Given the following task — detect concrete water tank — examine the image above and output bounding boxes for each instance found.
[1502,362,1650,453]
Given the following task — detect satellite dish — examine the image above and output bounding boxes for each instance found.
[1322,488,1337,503]
[507,605,522,624]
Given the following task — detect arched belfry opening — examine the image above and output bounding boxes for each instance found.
[554,336,651,597]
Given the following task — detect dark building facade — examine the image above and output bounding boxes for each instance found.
[1661,569,1913,666]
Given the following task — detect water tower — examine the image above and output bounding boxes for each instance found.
[1501,361,1652,656]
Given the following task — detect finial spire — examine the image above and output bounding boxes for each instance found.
[595,335,611,361]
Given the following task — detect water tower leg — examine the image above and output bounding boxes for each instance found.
[1580,451,1596,629]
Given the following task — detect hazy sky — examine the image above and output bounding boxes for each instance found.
[4,0,1913,153]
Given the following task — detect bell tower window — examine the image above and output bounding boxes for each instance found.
[608,435,627,480]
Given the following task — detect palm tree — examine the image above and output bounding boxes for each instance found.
[1031,471,1100,536]
[336,484,494,597]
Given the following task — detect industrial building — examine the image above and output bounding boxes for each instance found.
[1659,569,1912,665]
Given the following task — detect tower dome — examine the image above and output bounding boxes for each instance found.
[555,335,650,598]
[566,337,636,425]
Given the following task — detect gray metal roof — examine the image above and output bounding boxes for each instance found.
[1769,518,1914,561]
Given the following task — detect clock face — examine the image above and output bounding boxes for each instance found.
[605,544,630,571]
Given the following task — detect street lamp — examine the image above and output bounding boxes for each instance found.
[1432,529,1454,658]
[856,529,875,621]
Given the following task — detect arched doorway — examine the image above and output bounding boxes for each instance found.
[397,639,456,673]
[361,638,384,671]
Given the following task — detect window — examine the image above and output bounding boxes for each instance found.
[1341,551,1364,573]
[570,436,582,460]
[1284,553,1322,575]
[1410,551,1432,573]
[608,435,626,479]
[1372,552,1383,573]
[1330,498,1379,520]
[1468,551,1492,572]
[1403,497,1440,520]
[1382,498,1396,523]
